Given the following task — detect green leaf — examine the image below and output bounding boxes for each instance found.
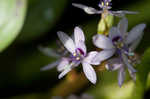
[0,0,27,52]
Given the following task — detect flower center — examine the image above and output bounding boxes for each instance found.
[70,48,85,64]
[112,36,136,64]
[112,36,124,49]
[112,36,132,56]
[99,0,111,10]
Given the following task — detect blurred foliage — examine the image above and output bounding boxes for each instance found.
[16,0,68,43]
[0,0,26,52]
[132,48,150,99]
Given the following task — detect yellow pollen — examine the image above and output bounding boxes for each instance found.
[116,42,124,49]
[106,2,109,6]
[101,2,104,6]
[73,53,76,56]
[76,57,80,60]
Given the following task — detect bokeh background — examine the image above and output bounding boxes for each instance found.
[0,0,150,99]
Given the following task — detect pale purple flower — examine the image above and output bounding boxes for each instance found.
[56,27,101,84]
[93,17,146,87]
[39,45,68,71]
[72,0,137,17]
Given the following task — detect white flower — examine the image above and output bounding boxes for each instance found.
[93,17,146,86]
[57,27,101,84]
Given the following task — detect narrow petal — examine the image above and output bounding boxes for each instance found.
[117,17,128,37]
[57,58,69,72]
[93,49,115,63]
[129,34,143,51]
[111,10,138,17]
[118,67,126,87]
[93,34,114,49]
[40,60,60,71]
[84,51,100,65]
[106,63,122,71]
[109,27,121,40]
[72,3,102,14]
[74,26,85,43]
[121,54,137,73]
[57,31,76,54]
[128,69,136,81]
[74,27,86,54]
[58,66,71,79]
[38,46,60,58]
[106,58,123,71]
[126,24,146,44]
[76,41,87,54]
[82,62,97,84]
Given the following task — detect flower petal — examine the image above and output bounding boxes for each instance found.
[128,69,136,81]
[76,41,87,54]
[58,66,71,79]
[118,67,126,87]
[38,46,60,58]
[93,34,114,49]
[122,54,137,73]
[74,26,85,43]
[93,49,115,63]
[57,31,76,54]
[111,10,138,17]
[126,24,146,44]
[109,27,121,40]
[84,51,100,65]
[72,3,102,14]
[117,17,128,37]
[129,34,143,51]
[106,58,123,71]
[82,62,97,84]
[57,58,69,72]
[40,60,60,71]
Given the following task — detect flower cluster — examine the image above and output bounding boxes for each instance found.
[40,1,146,87]
[72,0,138,17]
[41,27,101,84]
[93,17,146,87]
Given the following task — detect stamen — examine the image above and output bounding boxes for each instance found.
[101,2,104,6]
[73,53,76,56]
[118,42,124,48]
[76,57,80,60]
[106,2,109,6]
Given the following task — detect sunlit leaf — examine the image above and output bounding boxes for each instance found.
[0,0,27,52]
